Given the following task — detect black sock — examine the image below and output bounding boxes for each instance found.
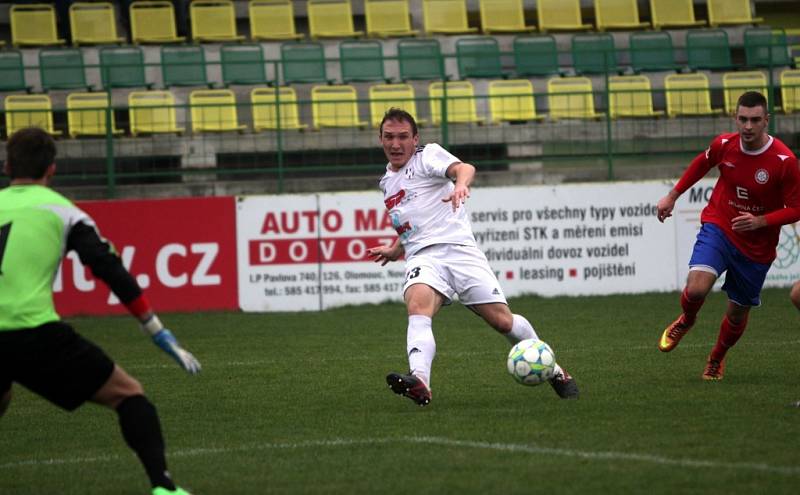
[116,395,176,490]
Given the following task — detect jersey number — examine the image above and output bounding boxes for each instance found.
[0,222,10,275]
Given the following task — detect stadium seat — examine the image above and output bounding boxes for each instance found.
[161,45,209,87]
[686,29,733,70]
[513,35,561,76]
[340,40,388,83]
[130,0,186,44]
[221,44,270,85]
[128,90,184,135]
[536,0,591,32]
[456,37,504,79]
[479,0,535,34]
[487,79,542,123]
[249,0,303,40]
[649,0,704,29]
[99,46,151,89]
[0,50,31,92]
[308,0,363,39]
[744,28,792,68]
[364,0,418,38]
[608,75,664,118]
[39,48,90,91]
[428,81,484,124]
[547,76,603,120]
[311,85,368,128]
[189,0,244,42]
[251,87,307,131]
[594,0,648,31]
[189,89,246,132]
[4,94,61,136]
[368,83,425,127]
[423,0,478,34]
[398,38,446,80]
[10,4,65,46]
[280,42,330,84]
[629,32,679,72]
[69,2,125,45]
[66,92,122,137]
[722,71,767,115]
[572,33,618,74]
[781,69,800,114]
[707,0,763,27]
[664,73,721,117]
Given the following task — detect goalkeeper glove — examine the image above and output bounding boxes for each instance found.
[142,316,201,375]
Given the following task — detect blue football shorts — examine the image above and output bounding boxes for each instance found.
[688,223,771,306]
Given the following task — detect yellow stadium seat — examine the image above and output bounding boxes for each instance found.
[70,2,125,45]
[536,0,591,31]
[488,79,542,123]
[722,71,767,115]
[429,81,484,124]
[308,0,364,39]
[128,90,185,135]
[594,0,648,31]
[66,92,122,137]
[365,0,418,38]
[249,0,303,40]
[369,84,425,127]
[311,85,368,128]
[10,4,65,46]
[707,0,763,27]
[608,75,664,118]
[649,0,704,29]
[190,0,245,42]
[423,0,478,34]
[664,73,722,117]
[781,69,800,114]
[547,76,603,120]
[4,94,61,136]
[251,87,307,131]
[189,89,246,132]
[479,0,535,34]
[130,1,186,44]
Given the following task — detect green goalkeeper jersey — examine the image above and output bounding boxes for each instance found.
[0,185,80,330]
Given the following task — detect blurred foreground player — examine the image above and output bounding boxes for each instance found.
[368,109,578,406]
[655,92,800,380]
[0,128,200,495]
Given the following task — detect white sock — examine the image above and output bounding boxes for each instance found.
[407,314,435,387]
[504,314,539,345]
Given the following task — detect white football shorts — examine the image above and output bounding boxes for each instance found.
[403,243,507,306]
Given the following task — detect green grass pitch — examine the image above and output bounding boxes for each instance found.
[2,289,799,494]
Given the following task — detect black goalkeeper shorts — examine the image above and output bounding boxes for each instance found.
[0,321,115,411]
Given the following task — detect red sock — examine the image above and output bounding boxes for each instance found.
[680,287,705,327]
[710,315,749,362]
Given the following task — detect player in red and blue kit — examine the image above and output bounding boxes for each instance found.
[655,91,800,380]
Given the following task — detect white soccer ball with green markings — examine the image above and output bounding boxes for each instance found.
[507,338,556,386]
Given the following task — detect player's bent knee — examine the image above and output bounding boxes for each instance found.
[92,366,145,409]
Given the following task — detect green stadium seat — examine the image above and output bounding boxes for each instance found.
[0,50,31,92]
[161,45,209,87]
[513,35,561,76]
[686,29,733,70]
[456,36,504,79]
[280,42,330,84]
[39,48,90,91]
[99,46,152,89]
[340,40,388,83]
[744,28,792,68]
[221,44,270,85]
[571,33,618,74]
[398,39,446,81]
[629,32,679,72]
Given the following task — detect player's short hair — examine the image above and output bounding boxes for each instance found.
[379,108,418,136]
[736,91,768,113]
[5,127,56,180]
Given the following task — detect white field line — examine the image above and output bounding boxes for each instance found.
[124,339,800,369]
[1,436,799,476]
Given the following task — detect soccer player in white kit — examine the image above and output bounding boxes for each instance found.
[367,109,579,406]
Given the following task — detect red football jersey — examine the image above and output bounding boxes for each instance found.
[675,132,800,263]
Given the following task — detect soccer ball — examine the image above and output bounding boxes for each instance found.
[507,339,556,386]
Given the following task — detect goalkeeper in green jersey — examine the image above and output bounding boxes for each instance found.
[0,128,199,495]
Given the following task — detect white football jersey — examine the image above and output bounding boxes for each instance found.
[379,143,477,258]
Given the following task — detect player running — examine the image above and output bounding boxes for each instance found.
[0,127,199,495]
[367,108,578,406]
[655,91,800,380]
